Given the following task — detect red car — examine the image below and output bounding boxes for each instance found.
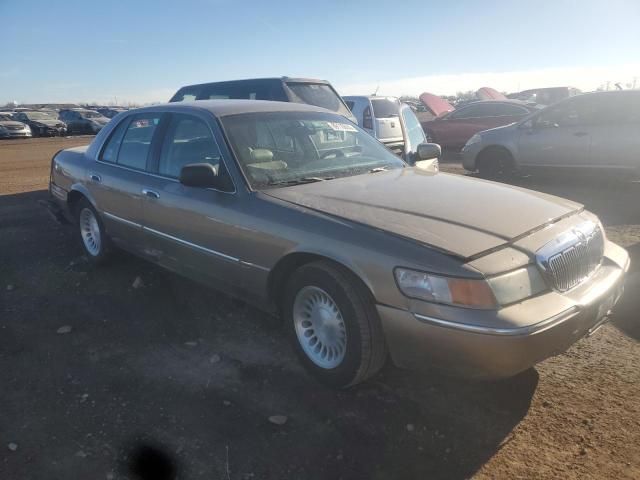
[421,100,540,151]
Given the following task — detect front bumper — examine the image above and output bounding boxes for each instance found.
[0,130,32,138]
[461,141,482,171]
[378,243,630,379]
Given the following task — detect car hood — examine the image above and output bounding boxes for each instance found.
[0,120,27,128]
[31,119,63,126]
[263,168,583,259]
[418,92,454,117]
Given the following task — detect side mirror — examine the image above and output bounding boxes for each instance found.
[416,142,441,161]
[179,163,222,189]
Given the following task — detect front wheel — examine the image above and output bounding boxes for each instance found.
[284,261,387,388]
[75,199,110,264]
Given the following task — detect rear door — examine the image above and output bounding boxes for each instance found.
[588,92,640,172]
[87,112,164,250]
[517,95,595,169]
[370,98,403,143]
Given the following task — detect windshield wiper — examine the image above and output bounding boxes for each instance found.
[268,176,335,186]
[369,167,388,173]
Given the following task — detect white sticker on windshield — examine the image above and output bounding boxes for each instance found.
[326,122,357,132]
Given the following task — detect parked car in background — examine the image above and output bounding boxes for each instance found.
[0,113,32,138]
[169,77,356,123]
[421,100,540,151]
[48,100,628,387]
[59,109,110,135]
[343,96,434,163]
[508,86,581,105]
[96,107,128,119]
[13,111,67,137]
[462,90,640,177]
[343,96,404,148]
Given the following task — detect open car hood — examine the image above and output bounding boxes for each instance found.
[418,92,454,117]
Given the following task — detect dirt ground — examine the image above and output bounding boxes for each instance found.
[1,137,639,480]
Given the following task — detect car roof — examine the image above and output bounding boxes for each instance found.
[343,95,399,101]
[136,99,334,117]
[177,77,332,89]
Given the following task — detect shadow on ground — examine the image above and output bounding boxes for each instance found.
[1,190,538,479]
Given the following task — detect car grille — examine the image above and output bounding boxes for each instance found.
[6,125,23,130]
[538,224,604,292]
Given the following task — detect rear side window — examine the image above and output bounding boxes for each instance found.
[371,98,400,118]
[115,114,162,170]
[200,81,287,101]
[286,82,351,117]
[100,117,130,163]
[170,86,201,102]
[449,103,496,119]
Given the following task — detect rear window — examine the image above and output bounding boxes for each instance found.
[286,82,351,117]
[170,81,288,102]
[371,98,400,118]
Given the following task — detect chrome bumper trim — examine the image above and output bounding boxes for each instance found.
[414,306,580,336]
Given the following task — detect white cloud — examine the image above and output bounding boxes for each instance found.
[337,64,640,97]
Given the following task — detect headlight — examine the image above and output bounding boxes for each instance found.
[465,134,482,146]
[394,268,497,309]
[486,265,547,305]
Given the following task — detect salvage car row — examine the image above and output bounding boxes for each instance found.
[46,77,631,387]
[0,107,120,138]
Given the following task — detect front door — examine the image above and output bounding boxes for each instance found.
[138,112,247,293]
[517,96,594,170]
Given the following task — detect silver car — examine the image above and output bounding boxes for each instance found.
[0,113,32,139]
[462,90,640,177]
[48,100,629,387]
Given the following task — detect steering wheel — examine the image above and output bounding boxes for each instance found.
[320,149,346,159]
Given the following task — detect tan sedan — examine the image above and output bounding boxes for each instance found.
[48,100,629,387]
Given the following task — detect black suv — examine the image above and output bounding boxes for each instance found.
[169,77,356,123]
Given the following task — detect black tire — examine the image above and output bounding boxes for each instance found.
[477,147,515,179]
[283,261,387,388]
[75,198,111,264]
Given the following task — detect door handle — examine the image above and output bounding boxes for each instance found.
[89,174,102,183]
[573,131,588,137]
[142,189,160,199]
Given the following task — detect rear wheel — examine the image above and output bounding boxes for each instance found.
[477,147,515,179]
[284,261,387,388]
[75,199,110,264]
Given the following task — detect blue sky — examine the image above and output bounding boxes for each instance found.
[1,0,639,104]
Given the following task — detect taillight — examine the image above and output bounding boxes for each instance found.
[363,106,373,130]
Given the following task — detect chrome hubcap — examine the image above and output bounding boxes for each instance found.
[79,208,101,256]
[293,286,347,369]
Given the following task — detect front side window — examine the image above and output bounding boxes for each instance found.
[401,106,427,153]
[448,103,494,119]
[158,114,224,179]
[221,111,405,189]
[116,114,162,170]
[534,96,598,128]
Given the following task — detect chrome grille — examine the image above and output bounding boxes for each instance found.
[536,222,604,292]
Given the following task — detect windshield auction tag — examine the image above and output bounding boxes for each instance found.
[326,122,357,132]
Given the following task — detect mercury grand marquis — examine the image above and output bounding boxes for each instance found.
[48,100,629,387]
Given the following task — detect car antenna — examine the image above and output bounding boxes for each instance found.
[372,84,379,96]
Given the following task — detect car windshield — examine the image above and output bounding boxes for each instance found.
[0,114,12,121]
[221,111,405,189]
[285,83,352,117]
[25,112,56,120]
